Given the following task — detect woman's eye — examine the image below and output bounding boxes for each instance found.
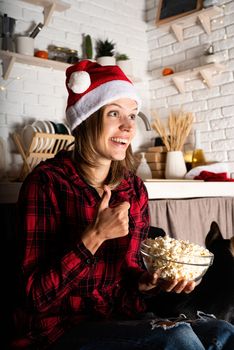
[129,114,136,120]
[108,111,119,117]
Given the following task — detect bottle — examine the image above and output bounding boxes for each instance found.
[192,130,206,168]
[136,152,152,180]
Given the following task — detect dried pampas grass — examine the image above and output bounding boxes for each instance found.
[151,110,194,151]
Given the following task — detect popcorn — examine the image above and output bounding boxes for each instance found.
[142,236,213,281]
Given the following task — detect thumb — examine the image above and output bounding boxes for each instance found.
[99,185,111,211]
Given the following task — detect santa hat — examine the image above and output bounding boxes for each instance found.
[65,60,141,130]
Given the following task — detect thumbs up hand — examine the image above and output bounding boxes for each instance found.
[95,185,130,240]
[81,186,130,254]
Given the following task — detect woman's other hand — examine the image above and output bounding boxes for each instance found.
[159,278,196,294]
[138,270,196,294]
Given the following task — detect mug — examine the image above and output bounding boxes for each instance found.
[16,36,34,56]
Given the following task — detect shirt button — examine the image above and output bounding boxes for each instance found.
[86,258,91,264]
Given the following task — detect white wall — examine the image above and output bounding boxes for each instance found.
[0,0,151,180]
[146,0,234,163]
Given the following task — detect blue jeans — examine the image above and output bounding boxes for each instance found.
[50,313,234,350]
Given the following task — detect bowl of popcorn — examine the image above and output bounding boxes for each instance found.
[140,236,214,281]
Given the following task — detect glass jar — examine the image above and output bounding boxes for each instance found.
[67,49,79,64]
[49,46,68,62]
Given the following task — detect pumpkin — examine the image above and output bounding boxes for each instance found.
[162,67,174,76]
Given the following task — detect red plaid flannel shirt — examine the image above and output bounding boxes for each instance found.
[13,151,150,349]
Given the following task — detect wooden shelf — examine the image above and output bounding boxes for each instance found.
[0,50,141,82]
[162,63,225,93]
[157,6,223,42]
[0,50,70,79]
[21,0,71,25]
[1,2,142,81]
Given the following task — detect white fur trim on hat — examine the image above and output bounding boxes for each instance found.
[66,80,141,130]
[68,71,91,94]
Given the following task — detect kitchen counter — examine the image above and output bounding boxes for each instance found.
[144,179,234,199]
[0,180,234,203]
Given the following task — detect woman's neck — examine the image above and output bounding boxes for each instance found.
[86,163,111,189]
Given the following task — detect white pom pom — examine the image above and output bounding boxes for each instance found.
[68,71,91,94]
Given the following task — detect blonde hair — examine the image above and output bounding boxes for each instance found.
[72,109,136,187]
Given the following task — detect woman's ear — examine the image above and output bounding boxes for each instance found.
[205,221,223,249]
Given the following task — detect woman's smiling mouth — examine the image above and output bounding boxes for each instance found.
[110,137,128,145]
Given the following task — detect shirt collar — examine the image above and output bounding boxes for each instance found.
[55,151,133,192]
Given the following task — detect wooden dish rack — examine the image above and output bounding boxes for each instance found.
[13,132,75,181]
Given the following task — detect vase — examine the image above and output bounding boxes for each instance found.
[96,56,116,66]
[165,151,187,179]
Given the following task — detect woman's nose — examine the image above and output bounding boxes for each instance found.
[119,116,135,131]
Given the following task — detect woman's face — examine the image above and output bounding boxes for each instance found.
[96,98,137,163]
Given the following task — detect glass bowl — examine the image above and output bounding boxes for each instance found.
[140,238,214,282]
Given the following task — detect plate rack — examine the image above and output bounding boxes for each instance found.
[13,132,75,181]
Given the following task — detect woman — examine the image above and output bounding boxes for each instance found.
[12,60,234,349]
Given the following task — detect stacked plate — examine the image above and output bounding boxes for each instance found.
[21,120,71,152]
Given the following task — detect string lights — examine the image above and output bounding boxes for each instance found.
[0,75,22,91]
[212,3,226,40]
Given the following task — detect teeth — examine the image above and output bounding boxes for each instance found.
[111,137,128,144]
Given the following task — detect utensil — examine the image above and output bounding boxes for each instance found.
[29,22,44,38]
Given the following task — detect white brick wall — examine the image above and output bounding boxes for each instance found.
[1,0,234,180]
[146,0,234,163]
[0,0,150,178]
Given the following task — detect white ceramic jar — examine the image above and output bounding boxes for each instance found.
[165,151,187,179]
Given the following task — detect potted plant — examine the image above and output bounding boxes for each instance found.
[116,53,132,77]
[95,39,116,66]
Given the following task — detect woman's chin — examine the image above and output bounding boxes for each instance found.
[111,154,126,161]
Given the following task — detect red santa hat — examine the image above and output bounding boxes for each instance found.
[65,60,141,130]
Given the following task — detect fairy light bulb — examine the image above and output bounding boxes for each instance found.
[0,75,23,92]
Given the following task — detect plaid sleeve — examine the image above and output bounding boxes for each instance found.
[112,176,150,316]
[18,171,94,314]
